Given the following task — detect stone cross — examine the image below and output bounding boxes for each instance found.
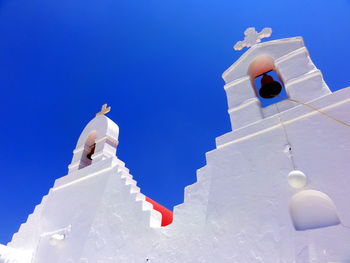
[96,104,111,116]
[234,27,272,51]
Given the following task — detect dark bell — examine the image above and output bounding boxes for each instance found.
[87,143,96,160]
[87,152,93,160]
[259,73,282,99]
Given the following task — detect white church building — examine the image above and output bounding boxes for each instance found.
[1,29,350,262]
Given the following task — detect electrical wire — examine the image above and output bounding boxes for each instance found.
[276,95,350,129]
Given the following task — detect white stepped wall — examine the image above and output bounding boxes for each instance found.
[29,157,162,263]
[172,165,212,229]
[78,164,162,263]
[8,195,48,251]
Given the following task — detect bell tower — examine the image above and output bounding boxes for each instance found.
[68,104,118,173]
[7,105,163,263]
[211,28,350,263]
[223,27,331,130]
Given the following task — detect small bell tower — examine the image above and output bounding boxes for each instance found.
[223,27,331,130]
[68,104,118,173]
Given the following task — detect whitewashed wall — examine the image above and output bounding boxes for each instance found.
[4,37,350,263]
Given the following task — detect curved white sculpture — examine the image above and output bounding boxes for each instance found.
[290,190,340,231]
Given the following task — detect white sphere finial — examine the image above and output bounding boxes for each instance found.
[234,27,272,51]
[288,170,307,189]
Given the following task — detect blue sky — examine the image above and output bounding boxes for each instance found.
[0,0,349,244]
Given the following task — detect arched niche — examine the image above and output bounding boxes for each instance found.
[79,131,97,170]
[68,115,119,173]
[248,55,276,80]
[289,190,340,231]
[248,55,287,107]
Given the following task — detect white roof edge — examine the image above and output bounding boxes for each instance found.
[222,37,305,80]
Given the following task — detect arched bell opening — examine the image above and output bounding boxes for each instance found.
[289,190,341,231]
[68,115,120,174]
[79,131,97,170]
[248,55,288,107]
